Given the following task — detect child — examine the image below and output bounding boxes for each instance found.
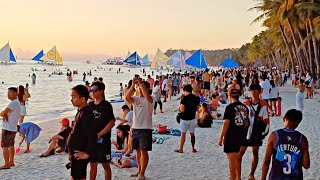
[261,109,310,179]
[17,122,41,153]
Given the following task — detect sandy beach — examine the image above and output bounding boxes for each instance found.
[0,85,319,180]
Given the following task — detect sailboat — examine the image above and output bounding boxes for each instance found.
[32,46,63,65]
[167,50,186,70]
[32,50,46,63]
[150,49,169,69]
[0,42,17,64]
[185,49,207,69]
[123,51,141,67]
[140,54,150,66]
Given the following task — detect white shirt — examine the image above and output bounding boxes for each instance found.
[260,80,271,100]
[2,99,21,132]
[152,85,161,101]
[125,111,133,127]
[162,79,168,91]
[269,86,279,99]
[131,96,154,129]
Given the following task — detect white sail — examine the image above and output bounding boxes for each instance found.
[0,43,16,63]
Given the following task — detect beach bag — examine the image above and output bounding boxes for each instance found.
[250,101,269,140]
[157,124,167,134]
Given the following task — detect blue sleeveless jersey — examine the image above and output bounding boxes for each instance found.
[269,128,304,180]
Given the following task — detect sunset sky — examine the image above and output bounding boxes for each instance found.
[0,0,264,60]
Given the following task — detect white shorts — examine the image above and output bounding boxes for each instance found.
[180,119,196,133]
[20,105,26,116]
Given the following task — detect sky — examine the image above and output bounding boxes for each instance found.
[0,0,264,61]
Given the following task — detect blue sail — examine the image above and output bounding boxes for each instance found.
[185,50,207,69]
[9,49,16,62]
[124,52,137,65]
[140,54,150,66]
[124,51,140,66]
[32,50,44,62]
[137,53,141,66]
[167,50,182,69]
[220,57,239,68]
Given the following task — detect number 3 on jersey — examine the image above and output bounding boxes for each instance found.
[283,154,292,174]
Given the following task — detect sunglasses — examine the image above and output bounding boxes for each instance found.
[90,89,98,93]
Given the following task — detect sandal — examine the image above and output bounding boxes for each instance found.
[174,149,183,153]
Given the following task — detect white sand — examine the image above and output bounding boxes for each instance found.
[1,86,319,180]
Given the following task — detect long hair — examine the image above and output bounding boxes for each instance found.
[116,124,129,150]
[270,80,276,88]
[18,85,25,102]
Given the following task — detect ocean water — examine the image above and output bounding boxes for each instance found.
[0,60,161,127]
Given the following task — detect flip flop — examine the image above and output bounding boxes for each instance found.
[0,166,11,170]
[174,149,183,153]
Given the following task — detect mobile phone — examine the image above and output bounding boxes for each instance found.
[135,74,139,78]
[97,138,103,144]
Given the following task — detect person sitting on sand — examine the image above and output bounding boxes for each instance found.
[111,124,129,158]
[111,153,138,169]
[17,122,42,153]
[116,105,133,128]
[40,118,71,157]
[197,103,214,128]
[210,94,220,111]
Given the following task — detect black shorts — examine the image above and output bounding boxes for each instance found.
[203,82,210,90]
[90,142,111,163]
[1,129,16,148]
[224,136,241,153]
[132,129,152,151]
[70,157,89,180]
[241,139,263,147]
[269,98,278,102]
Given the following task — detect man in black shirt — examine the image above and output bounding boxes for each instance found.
[219,89,249,180]
[89,81,115,180]
[174,84,200,153]
[67,85,97,180]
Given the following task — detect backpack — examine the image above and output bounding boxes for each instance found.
[249,100,269,140]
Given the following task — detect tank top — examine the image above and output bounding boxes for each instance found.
[269,128,304,180]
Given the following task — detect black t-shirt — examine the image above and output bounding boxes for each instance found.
[67,105,97,157]
[224,101,249,141]
[58,127,72,141]
[179,94,200,120]
[89,100,115,141]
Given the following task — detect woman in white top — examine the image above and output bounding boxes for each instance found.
[268,80,279,116]
[295,79,305,112]
[152,80,163,114]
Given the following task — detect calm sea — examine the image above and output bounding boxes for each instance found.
[0,60,163,127]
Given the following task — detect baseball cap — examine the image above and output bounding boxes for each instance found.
[230,89,241,98]
[60,118,70,127]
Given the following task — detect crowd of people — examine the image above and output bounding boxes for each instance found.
[0,66,316,180]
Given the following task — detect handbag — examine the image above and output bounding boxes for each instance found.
[157,124,167,134]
